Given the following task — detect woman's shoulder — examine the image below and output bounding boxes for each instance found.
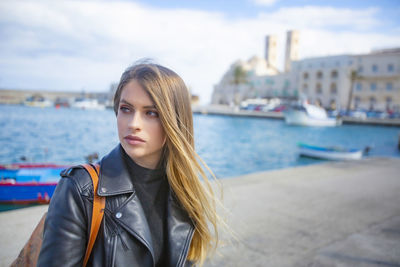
[60,165,94,193]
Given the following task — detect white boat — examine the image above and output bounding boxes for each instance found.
[71,98,105,110]
[24,96,53,108]
[284,102,341,126]
[298,143,364,160]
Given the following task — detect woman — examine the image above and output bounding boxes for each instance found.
[38,62,219,266]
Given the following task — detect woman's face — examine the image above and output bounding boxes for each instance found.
[117,80,166,169]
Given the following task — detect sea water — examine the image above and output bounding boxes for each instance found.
[1,105,400,178]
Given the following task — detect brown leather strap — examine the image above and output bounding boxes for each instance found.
[81,163,105,267]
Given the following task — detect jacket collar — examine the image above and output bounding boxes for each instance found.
[97,144,134,196]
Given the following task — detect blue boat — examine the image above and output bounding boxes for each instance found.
[298,143,365,160]
[0,164,67,204]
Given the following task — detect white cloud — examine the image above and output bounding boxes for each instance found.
[0,1,399,103]
[252,0,278,7]
[260,6,381,30]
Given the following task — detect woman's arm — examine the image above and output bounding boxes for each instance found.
[37,173,88,267]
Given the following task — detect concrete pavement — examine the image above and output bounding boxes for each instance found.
[1,157,399,266]
[205,157,400,266]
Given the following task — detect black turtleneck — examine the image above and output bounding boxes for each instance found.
[122,150,169,266]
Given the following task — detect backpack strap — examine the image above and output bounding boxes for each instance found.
[81,163,105,267]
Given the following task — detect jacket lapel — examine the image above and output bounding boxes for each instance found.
[167,192,195,266]
[115,193,155,263]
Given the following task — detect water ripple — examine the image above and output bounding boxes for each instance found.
[1,105,400,178]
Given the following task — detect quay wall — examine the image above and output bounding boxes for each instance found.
[192,105,400,126]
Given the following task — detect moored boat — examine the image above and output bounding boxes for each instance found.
[71,98,105,110]
[24,95,53,108]
[284,102,342,126]
[298,143,364,160]
[0,164,68,204]
[0,182,57,204]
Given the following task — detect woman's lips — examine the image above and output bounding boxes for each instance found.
[124,135,145,145]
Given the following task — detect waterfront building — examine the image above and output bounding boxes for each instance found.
[352,48,400,111]
[212,56,275,105]
[211,56,296,105]
[293,55,354,110]
[212,31,400,112]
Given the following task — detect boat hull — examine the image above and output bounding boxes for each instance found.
[0,164,66,204]
[284,110,341,126]
[0,182,57,204]
[298,144,363,160]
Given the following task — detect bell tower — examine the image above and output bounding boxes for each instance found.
[284,30,299,72]
[265,35,278,70]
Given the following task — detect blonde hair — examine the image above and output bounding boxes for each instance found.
[114,61,219,264]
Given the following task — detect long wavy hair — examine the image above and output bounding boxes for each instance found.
[113,61,219,264]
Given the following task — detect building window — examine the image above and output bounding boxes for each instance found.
[386,83,393,91]
[370,83,377,91]
[315,98,322,106]
[354,97,361,109]
[303,84,308,93]
[356,82,362,91]
[372,64,378,73]
[329,99,336,110]
[303,72,309,80]
[330,83,337,94]
[386,97,392,110]
[284,80,290,89]
[316,83,322,94]
[388,64,394,72]
[316,71,323,79]
[331,70,338,78]
[358,66,363,73]
[369,96,376,110]
[265,78,274,85]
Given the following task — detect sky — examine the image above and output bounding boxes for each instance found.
[0,0,399,104]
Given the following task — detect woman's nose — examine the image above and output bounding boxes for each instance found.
[129,111,142,130]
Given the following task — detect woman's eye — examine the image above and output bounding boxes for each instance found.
[147,110,159,117]
[119,106,130,113]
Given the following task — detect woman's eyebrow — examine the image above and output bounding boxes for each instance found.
[120,99,156,109]
[120,99,134,107]
[143,105,157,109]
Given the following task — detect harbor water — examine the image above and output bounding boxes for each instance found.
[1,105,400,178]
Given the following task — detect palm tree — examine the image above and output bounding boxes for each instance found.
[233,65,247,85]
[346,70,358,114]
[231,65,247,105]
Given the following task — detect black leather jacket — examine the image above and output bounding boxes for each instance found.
[38,145,194,267]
